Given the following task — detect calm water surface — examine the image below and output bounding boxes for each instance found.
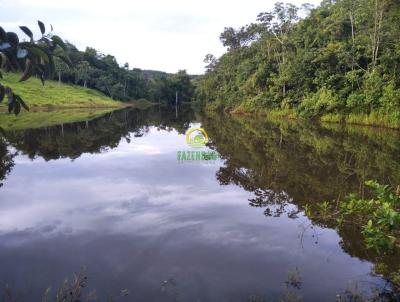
[1,107,399,301]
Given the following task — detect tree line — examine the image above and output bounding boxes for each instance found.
[1,21,195,116]
[195,0,400,121]
[53,42,195,104]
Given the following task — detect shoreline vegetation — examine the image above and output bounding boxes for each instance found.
[200,111,400,298]
[227,107,400,130]
[195,0,400,131]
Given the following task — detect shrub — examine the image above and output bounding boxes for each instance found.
[307,180,400,254]
[379,82,400,112]
[299,87,342,117]
[346,93,368,113]
[363,71,384,111]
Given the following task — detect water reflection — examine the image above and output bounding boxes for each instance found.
[2,106,195,161]
[0,135,15,188]
[0,107,399,301]
[201,112,400,298]
[202,113,400,204]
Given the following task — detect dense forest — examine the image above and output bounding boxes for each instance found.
[52,42,195,104]
[195,0,400,126]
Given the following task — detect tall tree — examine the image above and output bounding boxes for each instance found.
[257,2,299,97]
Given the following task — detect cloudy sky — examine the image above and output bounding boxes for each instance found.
[1,0,321,74]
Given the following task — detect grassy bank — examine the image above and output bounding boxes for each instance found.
[0,73,127,131]
[0,73,122,110]
[320,112,400,129]
[226,105,400,130]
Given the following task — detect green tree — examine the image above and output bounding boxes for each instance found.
[0,21,71,114]
[171,70,194,104]
[75,61,93,88]
[195,0,400,122]
[54,56,70,84]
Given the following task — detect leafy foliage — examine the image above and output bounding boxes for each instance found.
[0,21,70,115]
[0,135,14,188]
[1,106,195,162]
[308,181,400,254]
[200,113,400,298]
[52,43,195,104]
[195,0,400,124]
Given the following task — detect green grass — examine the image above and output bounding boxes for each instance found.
[231,106,302,121]
[321,112,400,129]
[205,94,400,129]
[0,109,114,131]
[0,73,125,130]
[0,73,122,110]
[231,103,400,130]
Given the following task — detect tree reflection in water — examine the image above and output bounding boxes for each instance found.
[0,134,15,188]
[0,105,195,190]
[1,108,400,300]
[201,112,400,300]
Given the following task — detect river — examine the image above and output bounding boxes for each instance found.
[0,106,399,301]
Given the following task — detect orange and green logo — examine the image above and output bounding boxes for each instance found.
[185,127,208,148]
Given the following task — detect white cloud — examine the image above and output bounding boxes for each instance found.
[1,0,321,74]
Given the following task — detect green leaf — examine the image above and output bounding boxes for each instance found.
[46,55,55,78]
[3,50,20,70]
[19,26,33,40]
[19,58,33,82]
[52,35,67,51]
[13,98,21,115]
[0,84,4,102]
[7,93,14,113]
[15,94,29,111]
[26,45,50,64]
[56,52,73,68]
[39,37,54,49]
[38,20,45,35]
[39,73,45,85]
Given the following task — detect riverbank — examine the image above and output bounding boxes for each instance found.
[220,106,400,130]
[0,73,123,111]
[0,74,157,131]
[0,101,156,131]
